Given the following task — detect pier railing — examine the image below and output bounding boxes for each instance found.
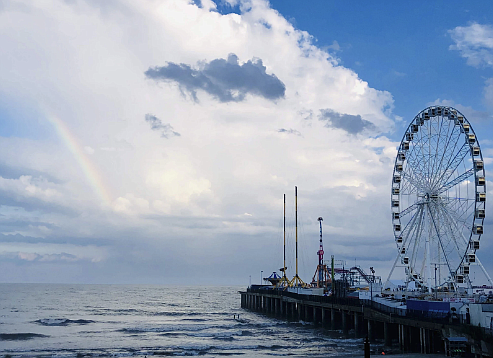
[247,287,361,308]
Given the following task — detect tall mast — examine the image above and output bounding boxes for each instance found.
[318,217,324,283]
[283,193,286,280]
[295,186,298,278]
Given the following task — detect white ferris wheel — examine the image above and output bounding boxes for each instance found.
[387,106,493,292]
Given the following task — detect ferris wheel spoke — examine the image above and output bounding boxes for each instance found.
[400,202,423,218]
[431,143,470,192]
[437,168,475,195]
[433,127,462,188]
[406,131,432,183]
[399,207,423,242]
[401,180,418,194]
[409,207,425,273]
[435,203,474,282]
[427,204,454,277]
[440,209,473,234]
[402,169,427,193]
[404,154,427,186]
[430,117,449,178]
[430,123,451,181]
[433,202,468,261]
[436,201,472,246]
[400,206,424,275]
[439,198,475,229]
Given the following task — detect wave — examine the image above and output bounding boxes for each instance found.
[35,318,94,326]
[118,323,235,334]
[257,344,284,350]
[240,330,254,336]
[182,318,208,322]
[148,311,197,317]
[212,336,235,341]
[0,333,48,340]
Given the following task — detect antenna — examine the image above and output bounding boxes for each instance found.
[290,186,305,288]
[295,186,298,278]
[317,217,324,283]
[283,194,286,280]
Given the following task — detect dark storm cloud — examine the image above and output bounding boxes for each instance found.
[145,54,286,103]
[145,114,180,139]
[319,109,375,135]
[278,128,301,136]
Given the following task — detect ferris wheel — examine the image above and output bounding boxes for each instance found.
[387,106,492,292]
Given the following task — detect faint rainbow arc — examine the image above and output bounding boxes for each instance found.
[48,116,112,206]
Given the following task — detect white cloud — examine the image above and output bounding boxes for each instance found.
[0,0,403,283]
[84,146,95,155]
[429,98,491,122]
[0,175,62,202]
[484,78,493,109]
[449,22,493,68]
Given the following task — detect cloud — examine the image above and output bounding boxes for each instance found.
[277,128,301,136]
[449,23,493,68]
[319,109,376,135]
[144,114,180,139]
[15,251,78,262]
[391,70,406,78]
[145,53,286,103]
[484,78,493,109]
[0,0,410,284]
[84,146,95,155]
[324,40,340,52]
[0,175,79,214]
[430,99,492,122]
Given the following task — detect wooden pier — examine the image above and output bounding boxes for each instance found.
[240,289,493,356]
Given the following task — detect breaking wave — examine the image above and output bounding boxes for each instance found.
[0,333,48,340]
[35,318,94,326]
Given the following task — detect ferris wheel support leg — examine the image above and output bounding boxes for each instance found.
[385,253,401,288]
[476,257,493,286]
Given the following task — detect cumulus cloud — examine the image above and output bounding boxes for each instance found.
[145,53,286,103]
[319,109,376,135]
[0,0,410,284]
[145,114,180,139]
[449,23,493,68]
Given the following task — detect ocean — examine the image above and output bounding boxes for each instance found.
[0,284,366,357]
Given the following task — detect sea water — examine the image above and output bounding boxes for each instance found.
[0,284,364,357]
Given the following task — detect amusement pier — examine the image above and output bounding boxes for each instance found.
[240,106,493,357]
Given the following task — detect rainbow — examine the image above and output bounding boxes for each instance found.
[48,116,112,206]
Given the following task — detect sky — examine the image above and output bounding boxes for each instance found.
[1,0,493,285]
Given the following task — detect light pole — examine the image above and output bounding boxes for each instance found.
[260,270,263,285]
[370,267,375,305]
[434,264,437,299]
[249,275,251,288]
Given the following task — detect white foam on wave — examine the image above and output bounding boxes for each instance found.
[38,318,69,326]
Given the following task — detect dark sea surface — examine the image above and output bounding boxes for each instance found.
[0,284,365,357]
